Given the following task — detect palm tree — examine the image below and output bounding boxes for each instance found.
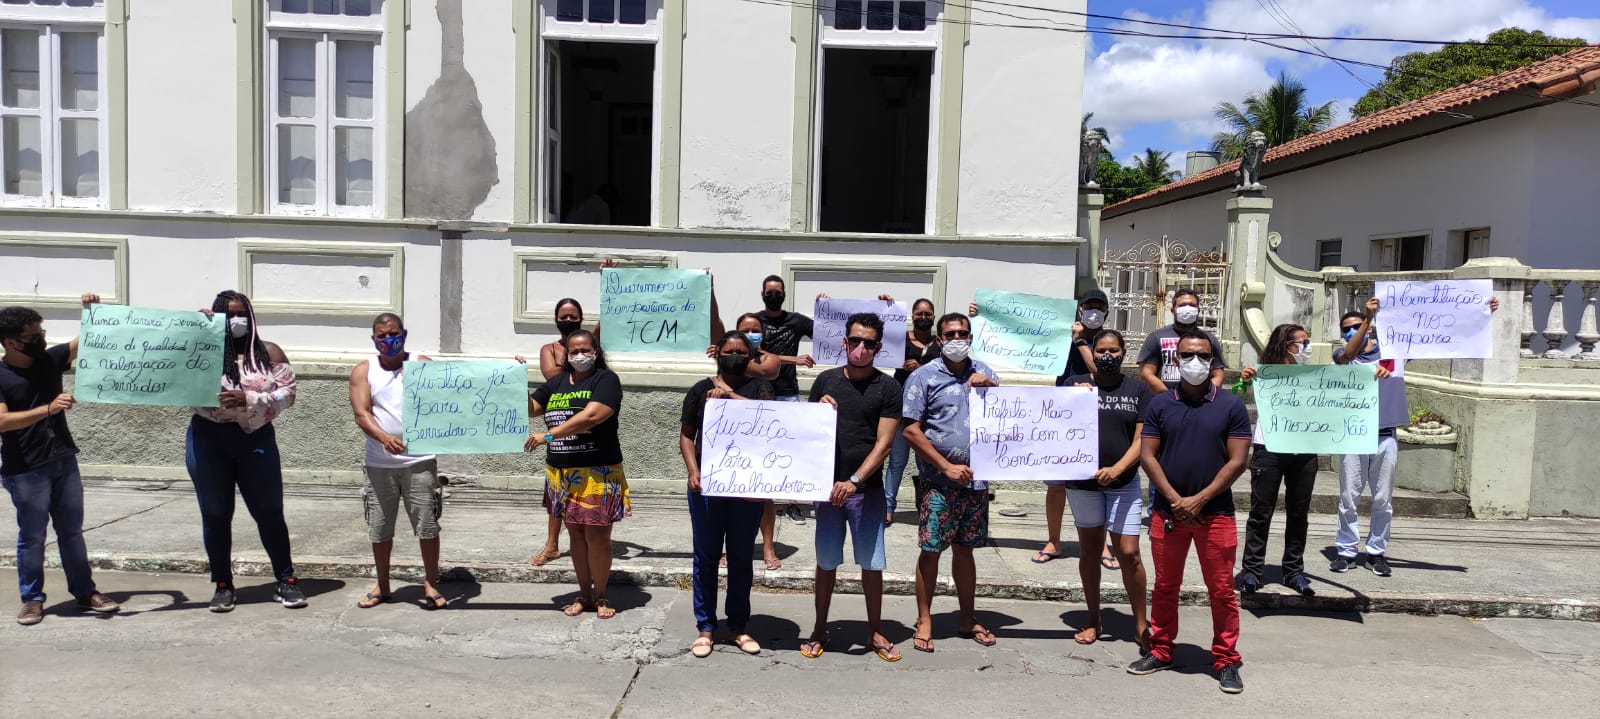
[1131,148,1179,186]
[1210,72,1336,160]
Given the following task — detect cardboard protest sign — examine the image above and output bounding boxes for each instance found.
[401,360,530,454]
[812,297,908,369]
[971,289,1078,375]
[1374,279,1493,360]
[600,268,712,353]
[75,304,225,407]
[1252,364,1379,454]
[699,398,835,502]
[968,386,1099,483]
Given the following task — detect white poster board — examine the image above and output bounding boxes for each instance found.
[699,398,836,502]
[1374,279,1494,360]
[968,387,1099,483]
[812,297,908,369]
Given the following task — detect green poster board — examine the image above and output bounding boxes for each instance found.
[401,360,531,454]
[971,288,1078,375]
[599,267,711,353]
[74,304,225,407]
[1253,364,1380,454]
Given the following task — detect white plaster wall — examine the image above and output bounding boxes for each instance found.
[126,0,236,212]
[956,0,1084,238]
[460,0,516,223]
[1524,91,1600,270]
[677,0,793,230]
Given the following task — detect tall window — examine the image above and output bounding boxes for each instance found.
[266,0,384,216]
[0,0,106,208]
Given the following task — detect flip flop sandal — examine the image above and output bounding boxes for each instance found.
[732,635,762,655]
[912,633,935,653]
[873,642,903,663]
[421,592,448,611]
[690,637,714,659]
[1074,626,1102,645]
[530,549,560,567]
[1031,551,1061,564]
[357,591,391,609]
[1101,553,1121,570]
[595,598,615,619]
[562,599,589,617]
[800,637,829,659]
[959,628,998,647]
[764,557,782,570]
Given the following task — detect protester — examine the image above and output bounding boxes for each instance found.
[903,312,999,652]
[1058,329,1152,650]
[680,331,775,658]
[884,299,939,526]
[1131,330,1251,694]
[348,313,445,609]
[1137,289,1226,393]
[527,330,629,618]
[801,313,903,662]
[0,296,119,625]
[189,291,303,612]
[754,275,815,532]
[730,311,783,570]
[1235,323,1331,597]
[530,296,593,568]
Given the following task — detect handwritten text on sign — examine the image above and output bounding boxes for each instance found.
[812,298,908,369]
[401,360,530,455]
[1374,279,1493,360]
[75,305,225,407]
[699,398,835,502]
[1252,364,1379,454]
[968,387,1099,483]
[971,289,1078,376]
[600,267,712,354]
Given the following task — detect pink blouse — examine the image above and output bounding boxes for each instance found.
[193,357,297,433]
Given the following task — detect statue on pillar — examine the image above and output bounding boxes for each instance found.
[1235,131,1267,192]
[1080,129,1105,188]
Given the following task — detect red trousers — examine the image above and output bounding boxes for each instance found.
[1149,512,1241,669]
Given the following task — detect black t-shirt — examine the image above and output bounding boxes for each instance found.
[0,344,77,476]
[1136,325,1227,389]
[759,311,813,397]
[1054,339,1092,386]
[1060,373,1152,490]
[808,367,903,493]
[894,335,940,385]
[531,369,624,468]
[679,376,775,462]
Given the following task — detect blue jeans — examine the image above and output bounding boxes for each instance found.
[883,434,926,514]
[185,417,295,583]
[687,490,764,634]
[3,456,95,602]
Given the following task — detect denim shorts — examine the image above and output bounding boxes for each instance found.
[1066,480,1144,536]
[814,491,887,571]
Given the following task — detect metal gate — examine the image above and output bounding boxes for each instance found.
[1097,236,1230,359]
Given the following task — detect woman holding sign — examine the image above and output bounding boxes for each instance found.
[679,331,775,658]
[525,330,629,619]
[884,298,940,526]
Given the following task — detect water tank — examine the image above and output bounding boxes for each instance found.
[1185,151,1222,176]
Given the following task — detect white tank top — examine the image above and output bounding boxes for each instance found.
[365,355,434,468]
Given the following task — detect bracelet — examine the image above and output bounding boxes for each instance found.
[544,433,554,442]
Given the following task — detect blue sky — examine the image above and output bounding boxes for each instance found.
[1071,0,1600,171]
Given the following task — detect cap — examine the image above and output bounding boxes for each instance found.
[1080,289,1109,306]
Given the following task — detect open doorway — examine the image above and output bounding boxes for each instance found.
[543,40,654,226]
[817,48,933,234]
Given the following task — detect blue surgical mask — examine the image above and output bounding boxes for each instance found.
[1342,327,1359,342]
[375,331,407,357]
[744,332,762,350]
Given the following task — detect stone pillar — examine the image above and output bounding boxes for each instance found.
[1224,193,1273,357]
[1076,189,1105,293]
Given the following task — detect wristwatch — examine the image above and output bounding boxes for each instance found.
[544,433,554,443]
[849,474,861,485]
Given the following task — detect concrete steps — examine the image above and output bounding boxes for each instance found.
[1230,471,1470,519]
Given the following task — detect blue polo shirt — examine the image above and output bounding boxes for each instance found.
[901,356,998,491]
[1141,383,1252,516]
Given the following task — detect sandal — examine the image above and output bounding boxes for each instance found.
[1074,625,1101,645]
[959,625,998,647]
[530,548,560,567]
[731,634,762,655]
[912,621,935,653]
[763,555,782,571]
[562,598,590,617]
[799,636,829,659]
[357,590,391,609]
[690,636,714,659]
[421,591,448,611]
[1030,550,1061,564]
[872,639,902,663]
[1101,545,1121,570]
[595,597,615,620]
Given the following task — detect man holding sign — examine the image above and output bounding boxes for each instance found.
[800,313,903,663]
[0,297,120,625]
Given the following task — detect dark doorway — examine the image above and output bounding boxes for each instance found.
[818,48,932,234]
[547,40,653,226]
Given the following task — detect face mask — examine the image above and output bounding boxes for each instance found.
[718,354,750,376]
[912,318,934,332]
[1080,309,1106,330]
[555,320,582,337]
[762,292,785,311]
[941,339,971,362]
[228,317,250,339]
[1342,327,1360,343]
[1179,356,1211,386]
[568,352,596,373]
[846,342,876,367]
[374,332,407,357]
[10,335,46,358]
[1292,347,1312,365]
[744,332,762,350]
[1094,354,1122,373]
[1174,305,1200,325]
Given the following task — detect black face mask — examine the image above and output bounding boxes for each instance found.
[1094,354,1123,374]
[762,293,785,311]
[555,320,582,337]
[717,354,750,376]
[913,318,934,332]
[9,335,46,358]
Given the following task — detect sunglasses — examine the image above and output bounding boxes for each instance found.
[844,337,881,350]
[1295,339,1312,349]
[1342,325,1362,333]
[941,330,972,340]
[1178,351,1214,361]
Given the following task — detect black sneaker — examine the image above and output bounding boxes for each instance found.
[1368,554,1392,577]
[1218,664,1244,694]
[1285,574,1315,597]
[1236,574,1262,595]
[274,577,308,608]
[209,583,236,613]
[1127,655,1173,675]
[783,504,806,525]
[1330,555,1358,573]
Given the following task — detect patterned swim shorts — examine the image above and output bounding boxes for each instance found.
[918,484,989,552]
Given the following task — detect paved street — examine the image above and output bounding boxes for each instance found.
[2,569,1596,718]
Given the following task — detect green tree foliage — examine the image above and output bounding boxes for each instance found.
[1352,28,1587,117]
[1097,149,1179,205]
[1210,71,1335,160]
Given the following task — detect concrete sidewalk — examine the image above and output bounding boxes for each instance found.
[3,478,1596,621]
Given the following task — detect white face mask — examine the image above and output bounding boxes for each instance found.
[568,353,596,373]
[1080,309,1106,330]
[1179,356,1211,385]
[1174,305,1200,325]
[941,339,971,362]
[1292,347,1312,365]
[227,317,250,339]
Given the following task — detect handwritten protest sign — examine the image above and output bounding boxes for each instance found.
[968,387,1098,483]
[1252,364,1379,454]
[699,398,835,502]
[1374,279,1493,360]
[401,360,530,454]
[600,267,711,354]
[971,289,1078,375]
[811,298,908,369]
[74,304,225,407]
